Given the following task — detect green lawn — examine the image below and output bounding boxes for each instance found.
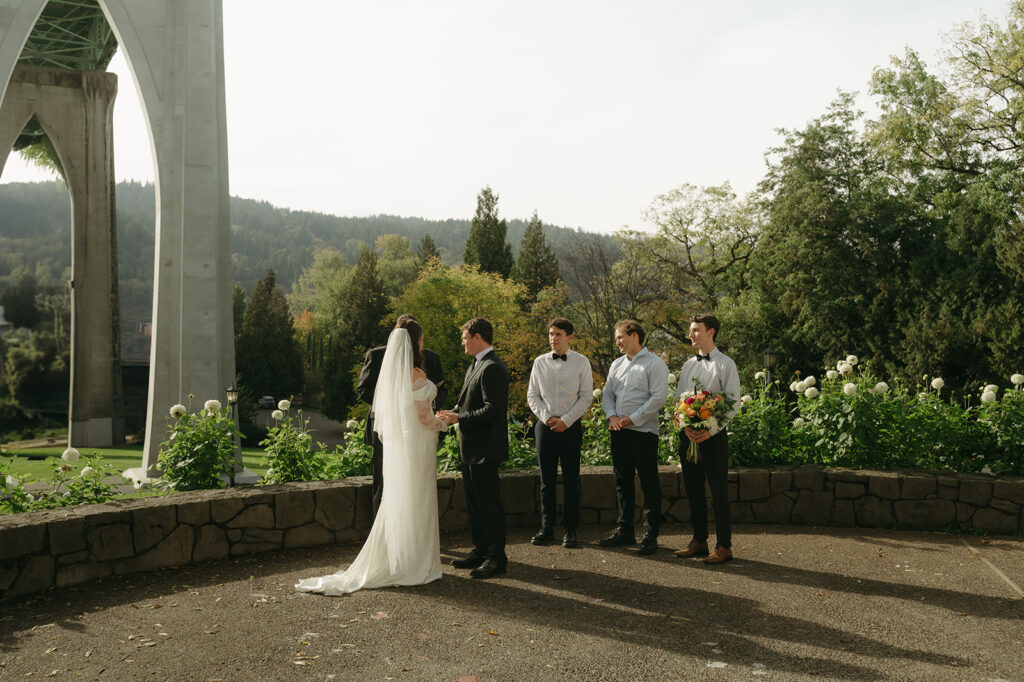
[2,444,270,482]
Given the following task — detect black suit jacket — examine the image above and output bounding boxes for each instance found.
[357,345,446,444]
[455,349,509,465]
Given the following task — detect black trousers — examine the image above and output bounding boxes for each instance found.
[680,430,731,548]
[610,429,661,536]
[461,460,507,560]
[535,420,582,530]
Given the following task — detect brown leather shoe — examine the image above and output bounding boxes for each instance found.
[703,546,733,564]
[673,540,709,558]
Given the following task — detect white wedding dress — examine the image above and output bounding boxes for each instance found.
[296,329,444,595]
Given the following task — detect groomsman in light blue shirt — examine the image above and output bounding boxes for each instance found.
[527,318,593,549]
[599,319,669,555]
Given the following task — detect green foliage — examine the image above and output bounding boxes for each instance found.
[318,246,389,420]
[324,418,373,479]
[258,407,329,484]
[435,430,462,473]
[414,234,441,271]
[157,397,240,491]
[343,245,388,350]
[505,420,538,470]
[390,262,534,411]
[231,284,247,337]
[235,269,304,399]
[724,357,1024,475]
[463,186,514,278]
[2,330,69,414]
[726,375,796,465]
[1,454,119,515]
[512,211,561,302]
[628,183,757,346]
[975,382,1024,471]
[375,234,419,300]
[1,273,41,329]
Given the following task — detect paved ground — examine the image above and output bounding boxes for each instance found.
[1,524,1021,681]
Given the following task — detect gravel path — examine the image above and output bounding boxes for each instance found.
[1,525,1021,681]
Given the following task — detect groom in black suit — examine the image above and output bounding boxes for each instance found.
[357,313,447,520]
[437,317,509,579]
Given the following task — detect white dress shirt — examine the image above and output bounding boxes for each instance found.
[527,349,594,428]
[601,348,669,435]
[675,347,741,436]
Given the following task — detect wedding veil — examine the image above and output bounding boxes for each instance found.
[371,327,419,572]
[372,327,414,443]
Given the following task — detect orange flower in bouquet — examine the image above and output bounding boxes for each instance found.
[674,384,734,463]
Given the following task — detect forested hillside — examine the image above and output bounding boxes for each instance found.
[0,180,603,292]
[0,180,612,360]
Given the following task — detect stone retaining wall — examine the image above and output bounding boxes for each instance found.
[2,466,1021,599]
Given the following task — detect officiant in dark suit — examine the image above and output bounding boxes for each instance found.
[357,313,447,520]
[437,317,509,579]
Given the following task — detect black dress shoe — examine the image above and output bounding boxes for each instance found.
[451,552,486,569]
[531,528,554,545]
[469,558,507,579]
[562,530,578,548]
[634,533,658,555]
[598,529,636,547]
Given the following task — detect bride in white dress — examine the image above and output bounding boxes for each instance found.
[296,323,446,595]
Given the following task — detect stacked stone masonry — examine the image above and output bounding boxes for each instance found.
[1,466,1021,599]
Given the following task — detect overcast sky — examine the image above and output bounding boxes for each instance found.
[0,1,1012,233]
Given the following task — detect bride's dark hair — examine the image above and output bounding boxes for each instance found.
[395,314,424,369]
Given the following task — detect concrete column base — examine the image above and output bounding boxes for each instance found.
[69,418,121,448]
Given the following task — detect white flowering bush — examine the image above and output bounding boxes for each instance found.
[1,461,34,514]
[259,406,329,485]
[727,353,1023,473]
[974,377,1024,468]
[157,395,240,491]
[1,453,118,515]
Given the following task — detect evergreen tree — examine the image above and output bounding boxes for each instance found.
[463,186,514,277]
[320,245,388,419]
[235,269,303,399]
[344,245,388,350]
[231,284,247,338]
[512,210,561,300]
[414,233,441,271]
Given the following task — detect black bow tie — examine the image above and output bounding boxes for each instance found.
[552,353,568,361]
[696,353,711,362]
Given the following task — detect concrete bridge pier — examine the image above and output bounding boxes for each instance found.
[0,64,124,447]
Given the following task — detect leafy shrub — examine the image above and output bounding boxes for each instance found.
[324,417,373,479]
[157,397,239,491]
[259,405,328,484]
[1,451,119,515]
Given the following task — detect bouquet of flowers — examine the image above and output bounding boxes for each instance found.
[674,383,735,463]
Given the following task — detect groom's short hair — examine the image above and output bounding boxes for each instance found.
[549,317,574,336]
[461,317,493,344]
[691,313,720,339]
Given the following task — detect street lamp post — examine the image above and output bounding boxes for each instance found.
[762,347,778,388]
[226,385,239,486]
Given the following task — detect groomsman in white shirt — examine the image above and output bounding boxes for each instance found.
[673,313,741,564]
[527,318,593,549]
